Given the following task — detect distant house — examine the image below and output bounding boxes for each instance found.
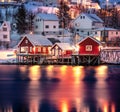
[78,36,101,55]
[17,34,52,55]
[51,43,74,57]
[71,13,103,37]
[33,13,59,35]
[43,0,59,6]
[92,27,120,42]
[0,21,11,48]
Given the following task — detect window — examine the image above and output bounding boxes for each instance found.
[116,32,118,35]
[3,23,6,26]
[80,16,82,19]
[25,40,28,44]
[53,26,56,28]
[3,27,7,31]
[38,47,41,52]
[30,47,32,52]
[43,47,46,52]
[3,35,7,39]
[86,45,92,51]
[87,32,89,36]
[21,46,28,53]
[83,16,85,19]
[95,32,97,34]
[45,25,49,28]
[36,26,38,29]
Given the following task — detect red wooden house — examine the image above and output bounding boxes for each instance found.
[72,36,101,65]
[51,43,74,58]
[17,34,52,55]
[78,36,101,55]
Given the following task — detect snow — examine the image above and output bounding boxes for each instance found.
[0,49,17,63]
[25,2,58,14]
[37,13,59,20]
[20,34,53,46]
[52,43,74,50]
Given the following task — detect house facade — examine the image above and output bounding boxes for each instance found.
[0,21,11,48]
[51,43,74,57]
[17,34,52,55]
[78,36,101,55]
[71,13,104,39]
[93,28,120,42]
[33,13,59,35]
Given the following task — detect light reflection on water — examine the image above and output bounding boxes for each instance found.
[0,65,120,112]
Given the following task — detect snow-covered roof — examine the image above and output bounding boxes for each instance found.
[94,27,119,31]
[85,13,103,23]
[78,36,101,45]
[18,34,52,46]
[0,21,11,31]
[36,13,59,21]
[52,43,74,50]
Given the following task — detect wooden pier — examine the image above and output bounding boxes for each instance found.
[16,47,120,65]
[71,54,100,65]
[17,54,71,65]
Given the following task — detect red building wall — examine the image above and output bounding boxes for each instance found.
[51,45,73,57]
[78,38,100,55]
[18,37,50,55]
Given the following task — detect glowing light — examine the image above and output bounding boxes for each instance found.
[29,99,39,112]
[29,66,41,80]
[61,100,68,112]
[73,66,84,83]
[19,66,27,74]
[95,65,108,78]
[60,65,67,75]
[30,31,33,34]
[103,102,108,112]
[111,103,115,112]
[33,47,36,54]
[46,65,54,78]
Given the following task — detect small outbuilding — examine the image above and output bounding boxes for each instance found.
[51,43,74,58]
[72,36,101,65]
[78,36,101,55]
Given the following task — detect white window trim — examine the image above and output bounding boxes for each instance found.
[86,45,92,51]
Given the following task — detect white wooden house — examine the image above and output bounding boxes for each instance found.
[71,13,104,37]
[33,13,59,35]
[0,21,11,48]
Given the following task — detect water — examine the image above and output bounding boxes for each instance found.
[0,65,120,112]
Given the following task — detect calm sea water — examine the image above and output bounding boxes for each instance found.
[0,65,120,112]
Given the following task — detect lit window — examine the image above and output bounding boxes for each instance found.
[30,47,32,52]
[38,47,41,52]
[86,45,92,51]
[21,46,28,53]
[43,47,46,52]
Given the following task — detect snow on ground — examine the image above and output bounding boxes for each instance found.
[0,49,17,63]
